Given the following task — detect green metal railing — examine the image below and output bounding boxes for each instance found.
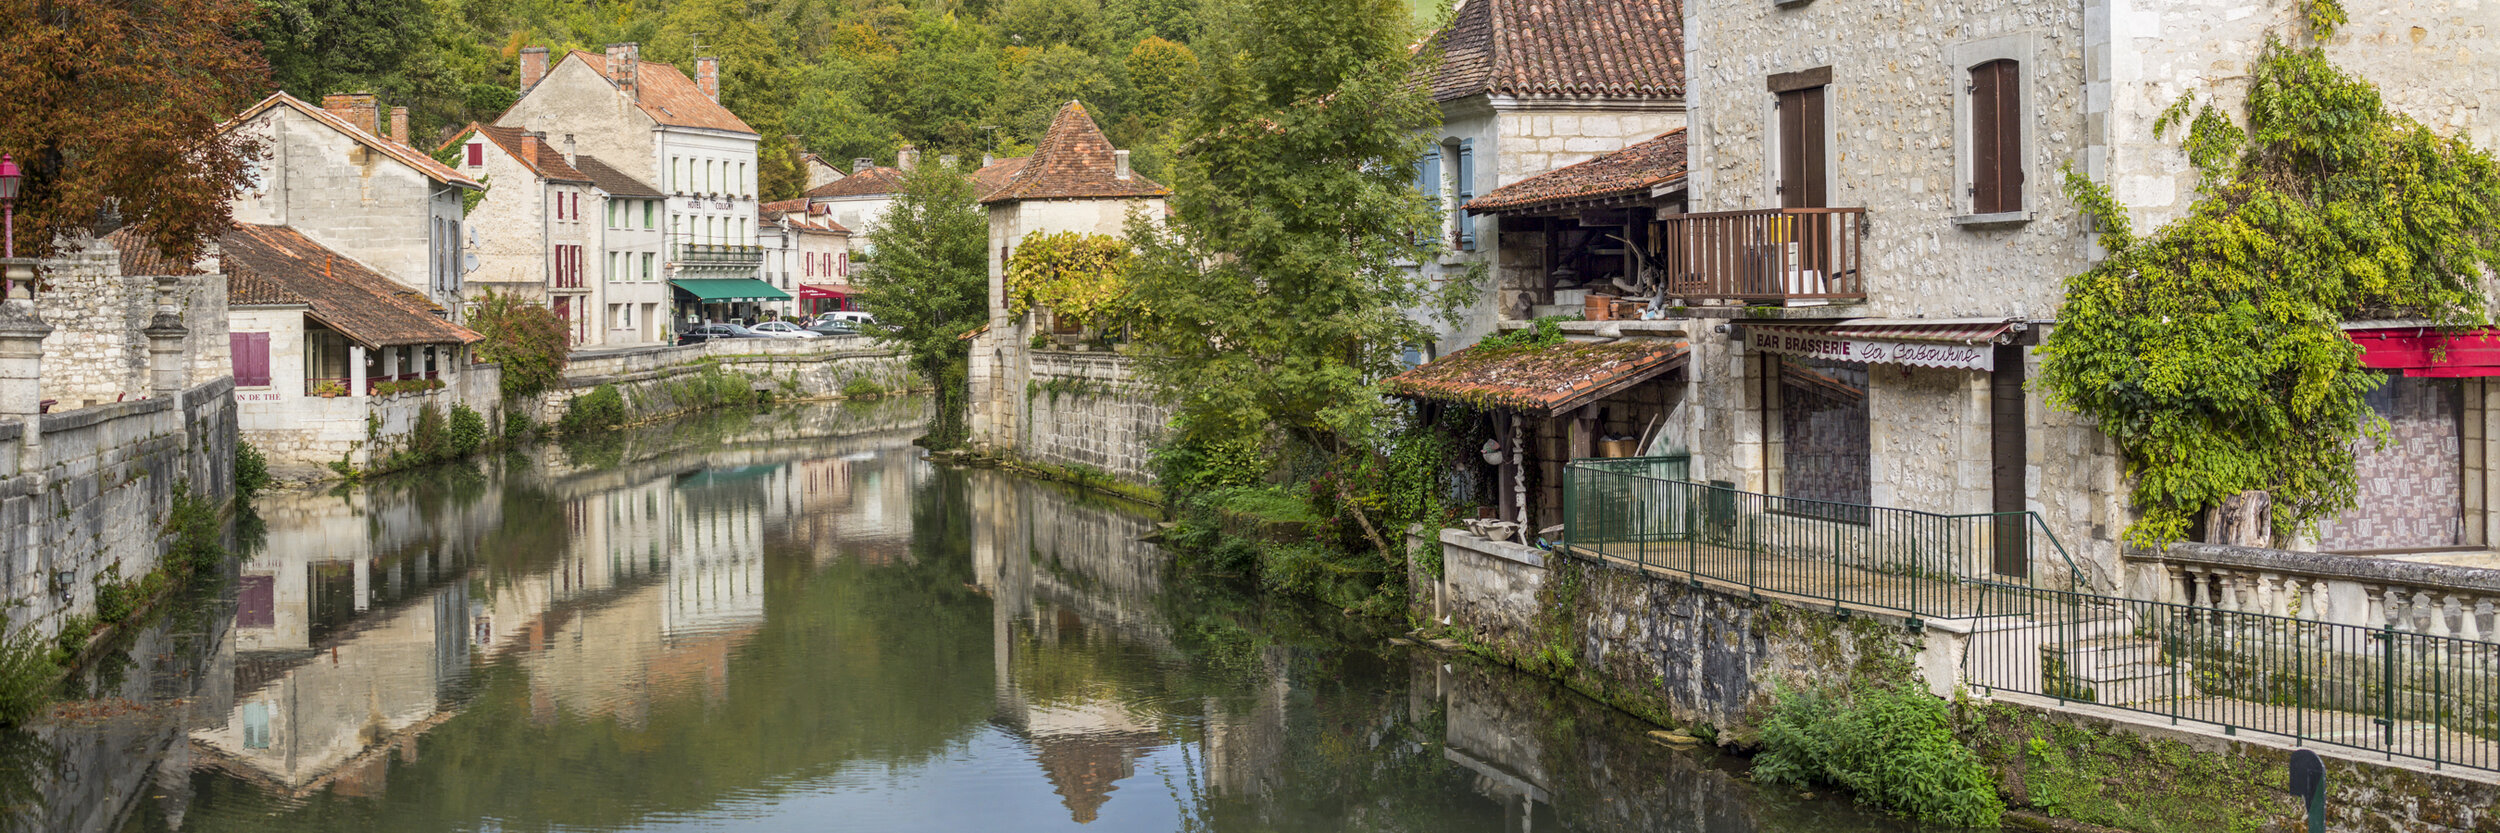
[1559,457,2500,773]
[1561,459,2085,618]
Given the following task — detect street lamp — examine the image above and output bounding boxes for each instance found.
[0,153,19,259]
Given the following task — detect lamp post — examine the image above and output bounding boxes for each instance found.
[0,154,18,259]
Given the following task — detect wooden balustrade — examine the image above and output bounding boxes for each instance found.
[1654,207,1866,304]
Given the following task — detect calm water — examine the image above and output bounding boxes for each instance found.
[2,399,1920,833]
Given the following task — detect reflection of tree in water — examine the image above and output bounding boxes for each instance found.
[0,730,53,832]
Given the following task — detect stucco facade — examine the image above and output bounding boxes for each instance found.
[226,97,476,313]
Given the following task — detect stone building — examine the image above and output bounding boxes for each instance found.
[445,124,600,344]
[35,229,232,412]
[758,199,853,320]
[967,101,1170,478]
[223,93,482,314]
[800,149,1029,251]
[495,44,767,330]
[577,156,670,346]
[1414,0,1689,353]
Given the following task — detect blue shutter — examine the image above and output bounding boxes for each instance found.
[1415,148,1442,246]
[1455,139,1477,251]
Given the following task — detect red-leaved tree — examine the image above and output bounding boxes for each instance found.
[0,0,270,263]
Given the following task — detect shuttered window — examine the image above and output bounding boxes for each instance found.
[1454,139,1476,251]
[1969,59,2023,214]
[465,142,482,167]
[1776,86,1828,208]
[1414,149,1441,246]
[230,332,271,388]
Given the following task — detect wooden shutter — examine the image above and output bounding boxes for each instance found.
[1455,139,1477,251]
[1416,149,1441,245]
[1777,86,1827,208]
[466,142,482,167]
[1971,60,2022,214]
[230,332,270,388]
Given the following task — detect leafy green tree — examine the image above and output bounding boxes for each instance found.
[995,0,1107,50]
[1107,0,1201,43]
[246,0,437,102]
[1124,0,1455,468]
[1124,36,1197,123]
[851,166,990,448]
[992,45,1122,146]
[466,287,572,398]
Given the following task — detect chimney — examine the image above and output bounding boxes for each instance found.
[982,153,995,167]
[897,145,919,171]
[519,47,549,93]
[562,133,577,168]
[605,43,640,101]
[520,132,540,169]
[695,56,720,102]
[939,154,959,170]
[1114,149,1131,180]
[389,107,409,145]
[853,157,873,174]
[322,93,380,136]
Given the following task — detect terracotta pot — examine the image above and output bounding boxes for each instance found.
[1585,293,1616,321]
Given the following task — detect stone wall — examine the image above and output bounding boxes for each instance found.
[37,234,232,411]
[0,377,237,639]
[1010,350,1168,483]
[530,336,916,427]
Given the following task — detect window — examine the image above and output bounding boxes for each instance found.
[644,200,656,229]
[230,332,271,388]
[738,162,747,197]
[642,252,654,281]
[1969,59,2023,214]
[1775,83,1829,208]
[466,142,483,167]
[670,157,681,192]
[838,252,847,277]
[1452,139,1476,251]
[1413,147,1441,246]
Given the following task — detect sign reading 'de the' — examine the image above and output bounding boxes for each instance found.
[1750,330,1994,371]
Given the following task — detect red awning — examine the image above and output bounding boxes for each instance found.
[2349,328,2500,377]
[799,284,852,300]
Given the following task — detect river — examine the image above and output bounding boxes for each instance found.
[0,400,1920,833]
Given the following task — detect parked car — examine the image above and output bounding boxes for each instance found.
[748,321,823,339]
[677,323,762,345]
[805,320,861,337]
[814,310,877,328]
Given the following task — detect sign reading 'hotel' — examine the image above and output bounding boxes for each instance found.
[1749,329,1995,371]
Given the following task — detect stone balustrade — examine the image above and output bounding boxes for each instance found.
[2125,541,2500,641]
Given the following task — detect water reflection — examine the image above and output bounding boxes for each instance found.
[0,399,1924,833]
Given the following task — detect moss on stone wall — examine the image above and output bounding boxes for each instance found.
[1965,701,2296,833]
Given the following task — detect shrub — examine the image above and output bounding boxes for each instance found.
[448,403,487,457]
[840,377,886,398]
[167,483,228,575]
[502,409,534,443]
[1754,680,2004,827]
[234,442,270,500]
[372,378,445,396]
[0,626,59,726]
[410,402,448,462]
[467,288,572,397]
[558,385,628,434]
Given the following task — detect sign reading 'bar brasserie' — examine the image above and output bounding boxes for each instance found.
[1749,329,1995,371]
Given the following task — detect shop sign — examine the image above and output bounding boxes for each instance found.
[1749,328,1994,371]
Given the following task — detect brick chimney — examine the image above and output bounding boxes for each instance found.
[520,132,540,169]
[322,93,380,136]
[853,157,872,174]
[389,107,410,145]
[519,47,549,93]
[695,56,720,102]
[605,43,640,101]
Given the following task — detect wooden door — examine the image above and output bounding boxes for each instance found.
[1991,344,2029,577]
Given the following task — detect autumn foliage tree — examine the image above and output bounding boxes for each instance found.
[466,288,571,398]
[0,0,269,263]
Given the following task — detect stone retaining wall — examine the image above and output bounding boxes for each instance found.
[1011,350,1167,483]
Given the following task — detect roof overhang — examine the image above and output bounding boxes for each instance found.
[2347,326,2500,377]
[1385,339,1689,416]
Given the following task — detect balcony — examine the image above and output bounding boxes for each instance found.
[1655,207,1865,305]
[674,243,765,271]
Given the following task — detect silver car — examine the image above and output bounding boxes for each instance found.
[747,321,823,339]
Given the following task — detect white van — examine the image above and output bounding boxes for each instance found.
[815,311,877,327]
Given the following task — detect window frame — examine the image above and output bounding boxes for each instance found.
[1949,33,2038,226]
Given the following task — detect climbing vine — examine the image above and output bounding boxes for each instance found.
[1004,230,1135,328]
[2041,0,2500,546]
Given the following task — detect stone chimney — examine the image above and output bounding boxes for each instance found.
[520,132,540,168]
[389,107,410,145]
[695,56,720,102]
[322,93,380,136]
[562,133,577,168]
[1114,149,1131,180]
[982,153,995,167]
[853,158,873,174]
[939,154,959,170]
[605,43,640,101]
[519,47,549,93]
[897,145,919,171]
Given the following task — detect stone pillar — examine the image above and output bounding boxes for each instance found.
[144,277,188,399]
[0,260,51,460]
[349,344,368,398]
[381,347,399,382]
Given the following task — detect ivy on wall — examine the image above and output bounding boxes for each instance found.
[2041,0,2500,546]
[1004,230,1135,327]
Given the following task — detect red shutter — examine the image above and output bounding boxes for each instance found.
[466,143,482,167]
[229,332,270,388]
[839,253,848,277]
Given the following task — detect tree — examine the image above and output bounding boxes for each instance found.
[1124,0,1457,469]
[1124,36,1198,124]
[851,165,989,448]
[467,288,572,398]
[995,0,1107,50]
[246,0,436,104]
[0,0,268,263]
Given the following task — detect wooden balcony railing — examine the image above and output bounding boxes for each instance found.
[1656,207,1866,304]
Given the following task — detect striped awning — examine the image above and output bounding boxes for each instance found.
[1742,318,2023,370]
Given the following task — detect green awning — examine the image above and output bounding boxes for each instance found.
[671,278,792,302]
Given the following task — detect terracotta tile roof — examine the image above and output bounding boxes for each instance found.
[573,154,663,198]
[760,197,810,213]
[1468,129,1686,214]
[464,124,591,183]
[225,93,482,189]
[561,50,756,135]
[1423,0,1684,102]
[1385,338,1687,414]
[217,224,481,347]
[971,156,1030,197]
[805,165,906,198]
[982,102,1167,204]
[761,199,853,233]
[106,227,200,277]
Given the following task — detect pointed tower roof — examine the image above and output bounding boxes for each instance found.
[981,101,1168,204]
